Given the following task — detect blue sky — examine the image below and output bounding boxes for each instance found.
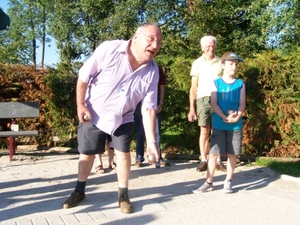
[1,0,58,66]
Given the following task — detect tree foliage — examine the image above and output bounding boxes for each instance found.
[0,0,51,67]
[238,49,300,157]
[265,0,300,52]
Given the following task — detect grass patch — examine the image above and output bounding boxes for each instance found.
[256,157,300,178]
[160,129,198,155]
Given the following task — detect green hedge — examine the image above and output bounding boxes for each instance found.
[1,49,300,157]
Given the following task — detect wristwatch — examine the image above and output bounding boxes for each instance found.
[147,140,156,144]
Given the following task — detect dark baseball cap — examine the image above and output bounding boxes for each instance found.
[221,52,243,63]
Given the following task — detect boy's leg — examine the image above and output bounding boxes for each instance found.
[192,154,218,193]
[223,130,242,193]
[225,154,236,181]
[208,129,226,182]
[193,129,225,194]
[223,153,236,193]
[206,154,218,183]
[204,129,226,190]
[225,129,242,181]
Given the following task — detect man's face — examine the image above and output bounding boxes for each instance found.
[201,40,215,58]
[133,25,162,63]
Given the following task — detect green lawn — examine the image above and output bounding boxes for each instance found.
[256,157,300,178]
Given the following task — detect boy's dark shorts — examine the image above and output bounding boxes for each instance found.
[77,122,134,155]
[210,129,243,155]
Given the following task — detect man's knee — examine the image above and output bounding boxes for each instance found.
[79,153,95,160]
[200,126,211,136]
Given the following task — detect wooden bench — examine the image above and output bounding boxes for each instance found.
[0,102,39,161]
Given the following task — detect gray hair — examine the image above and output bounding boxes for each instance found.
[135,23,161,34]
[200,36,217,47]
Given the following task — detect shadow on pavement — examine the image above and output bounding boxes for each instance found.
[0,152,281,222]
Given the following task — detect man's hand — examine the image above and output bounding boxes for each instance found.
[146,142,159,164]
[188,111,197,122]
[156,103,163,113]
[77,105,92,123]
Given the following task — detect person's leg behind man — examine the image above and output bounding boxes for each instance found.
[111,122,135,214]
[134,102,145,167]
[154,117,162,168]
[94,153,105,173]
[63,122,107,209]
[106,134,116,170]
[155,111,170,168]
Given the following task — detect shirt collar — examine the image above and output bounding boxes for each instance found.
[200,53,220,63]
[117,39,131,54]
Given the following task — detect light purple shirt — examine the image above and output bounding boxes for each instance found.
[78,40,159,134]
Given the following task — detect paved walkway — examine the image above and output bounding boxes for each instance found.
[0,150,299,225]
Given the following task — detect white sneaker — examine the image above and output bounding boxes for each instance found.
[223,179,233,193]
[193,182,213,194]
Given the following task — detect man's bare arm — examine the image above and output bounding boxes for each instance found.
[188,76,198,122]
[141,106,159,162]
[76,77,90,123]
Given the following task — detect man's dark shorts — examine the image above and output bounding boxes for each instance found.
[77,122,134,155]
[196,96,213,126]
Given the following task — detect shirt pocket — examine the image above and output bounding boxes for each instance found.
[129,78,151,103]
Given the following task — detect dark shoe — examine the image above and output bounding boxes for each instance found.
[63,191,86,209]
[160,159,170,167]
[155,161,160,168]
[95,165,105,174]
[135,161,142,167]
[118,194,134,214]
[217,161,227,172]
[196,161,207,172]
[108,162,117,170]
